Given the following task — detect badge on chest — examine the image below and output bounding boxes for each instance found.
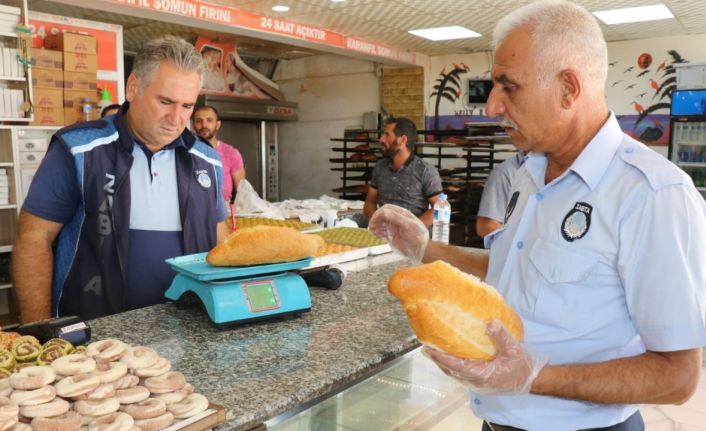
[562,202,592,241]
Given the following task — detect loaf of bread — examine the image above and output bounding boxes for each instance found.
[206,225,324,266]
[388,260,524,360]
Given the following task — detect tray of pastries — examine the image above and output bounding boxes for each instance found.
[0,332,225,430]
[225,216,318,231]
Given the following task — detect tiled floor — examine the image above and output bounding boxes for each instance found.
[271,349,706,430]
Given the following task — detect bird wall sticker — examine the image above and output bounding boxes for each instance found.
[430,63,470,139]
[633,50,687,129]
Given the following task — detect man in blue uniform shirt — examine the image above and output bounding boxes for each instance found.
[370,1,706,430]
[13,36,229,322]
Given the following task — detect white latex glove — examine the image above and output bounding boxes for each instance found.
[368,204,429,263]
[424,320,547,395]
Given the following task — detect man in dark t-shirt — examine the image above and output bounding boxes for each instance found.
[364,117,443,227]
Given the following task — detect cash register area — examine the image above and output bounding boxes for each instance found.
[268,348,706,431]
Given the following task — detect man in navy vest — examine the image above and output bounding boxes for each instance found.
[13,36,229,322]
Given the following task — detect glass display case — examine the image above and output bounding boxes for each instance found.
[267,347,483,431]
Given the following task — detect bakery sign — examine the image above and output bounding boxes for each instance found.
[105,0,416,65]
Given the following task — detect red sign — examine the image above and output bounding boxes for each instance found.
[105,0,416,64]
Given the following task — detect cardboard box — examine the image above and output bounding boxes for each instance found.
[30,107,64,126]
[63,71,96,91]
[31,48,63,70]
[44,32,96,54]
[63,52,97,73]
[64,105,98,125]
[31,67,63,89]
[64,89,97,108]
[32,87,63,109]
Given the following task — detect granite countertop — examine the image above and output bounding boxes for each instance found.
[87,258,418,430]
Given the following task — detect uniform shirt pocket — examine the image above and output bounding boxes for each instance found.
[529,238,598,283]
[528,238,600,327]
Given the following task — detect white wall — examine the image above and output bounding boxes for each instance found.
[274,54,380,200]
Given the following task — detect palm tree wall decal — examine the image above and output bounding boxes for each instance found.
[430,63,469,140]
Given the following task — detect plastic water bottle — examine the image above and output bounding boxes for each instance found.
[82,98,93,121]
[432,193,451,244]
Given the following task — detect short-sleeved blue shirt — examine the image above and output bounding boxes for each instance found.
[474,114,706,430]
[477,151,526,222]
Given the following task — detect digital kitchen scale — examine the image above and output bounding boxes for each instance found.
[164,253,313,326]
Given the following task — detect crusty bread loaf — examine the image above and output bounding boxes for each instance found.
[206,225,324,266]
[388,260,524,360]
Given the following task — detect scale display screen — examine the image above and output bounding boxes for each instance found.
[243,280,280,312]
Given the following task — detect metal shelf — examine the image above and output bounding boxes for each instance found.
[0,32,18,38]
[0,76,26,82]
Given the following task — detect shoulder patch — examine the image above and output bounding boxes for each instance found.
[57,120,118,152]
[619,141,689,191]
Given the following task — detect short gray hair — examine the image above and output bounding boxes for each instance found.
[492,0,608,91]
[131,36,204,88]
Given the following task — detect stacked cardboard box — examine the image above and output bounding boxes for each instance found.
[44,32,98,124]
[29,48,64,126]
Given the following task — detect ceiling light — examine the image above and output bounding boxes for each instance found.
[331,0,346,2]
[272,5,289,12]
[593,4,673,25]
[408,26,481,41]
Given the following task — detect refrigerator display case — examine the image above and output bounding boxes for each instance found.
[668,89,706,199]
[267,348,481,431]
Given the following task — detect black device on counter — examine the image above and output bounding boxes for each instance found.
[16,315,91,345]
[300,266,346,290]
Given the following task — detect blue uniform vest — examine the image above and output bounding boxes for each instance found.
[50,107,223,320]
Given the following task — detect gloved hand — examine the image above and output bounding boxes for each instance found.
[424,320,547,394]
[368,204,429,263]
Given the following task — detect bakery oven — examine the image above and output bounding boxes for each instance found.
[196,95,298,202]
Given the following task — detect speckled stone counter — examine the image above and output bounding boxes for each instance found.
[87,258,418,430]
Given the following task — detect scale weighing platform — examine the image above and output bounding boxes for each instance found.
[164,253,313,326]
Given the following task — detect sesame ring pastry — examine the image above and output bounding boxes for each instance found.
[73,383,117,401]
[86,340,128,364]
[9,366,55,390]
[87,412,134,431]
[19,397,69,418]
[133,357,170,378]
[0,379,11,398]
[51,354,97,376]
[30,411,81,431]
[42,338,74,355]
[36,345,66,366]
[111,374,139,390]
[152,383,193,404]
[73,345,87,354]
[74,398,121,417]
[143,372,185,394]
[119,347,158,370]
[92,362,128,384]
[9,385,56,406]
[0,349,15,370]
[133,412,174,431]
[10,337,40,364]
[167,393,209,419]
[114,386,150,404]
[0,397,19,423]
[120,398,166,419]
[55,373,101,398]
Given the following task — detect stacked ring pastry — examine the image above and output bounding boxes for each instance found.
[0,337,212,429]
